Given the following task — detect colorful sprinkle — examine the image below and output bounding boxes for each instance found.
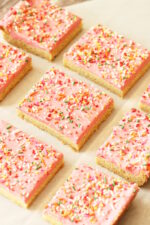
[18,67,113,146]
[0,42,31,93]
[0,0,81,53]
[97,108,150,181]
[64,24,150,91]
[44,164,138,224]
[0,120,63,205]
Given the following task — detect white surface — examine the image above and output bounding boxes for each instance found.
[0,0,150,224]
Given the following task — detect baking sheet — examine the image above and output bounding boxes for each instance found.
[0,0,150,224]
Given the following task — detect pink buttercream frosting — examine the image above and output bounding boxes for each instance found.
[18,67,113,145]
[44,164,138,225]
[64,24,150,90]
[0,120,63,204]
[0,0,81,53]
[0,42,31,93]
[140,85,150,107]
[97,108,150,178]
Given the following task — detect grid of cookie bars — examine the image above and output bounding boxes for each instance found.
[0,0,150,225]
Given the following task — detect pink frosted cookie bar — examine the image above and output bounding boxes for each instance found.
[18,67,113,151]
[96,108,150,186]
[0,42,31,101]
[0,0,82,61]
[0,120,63,207]
[64,24,150,97]
[139,85,150,112]
[43,164,139,225]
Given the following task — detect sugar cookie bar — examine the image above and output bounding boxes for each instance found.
[139,85,150,112]
[97,108,150,186]
[0,120,63,207]
[64,24,150,97]
[0,42,31,101]
[18,67,114,151]
[43,164,139,225]
[0,0,82,61]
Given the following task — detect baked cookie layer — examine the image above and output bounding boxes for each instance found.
[139,85,150,113]
[0,0,82,61]
[64,24,150,97]
[18,67,114,151]
[0,42,31,101]
[43,164,139,225]
[97,108,150,186]
[0,120,63,207]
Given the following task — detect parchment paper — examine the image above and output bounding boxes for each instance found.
[0,0,150,224]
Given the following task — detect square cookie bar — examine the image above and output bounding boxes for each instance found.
[139,85,150,112]
[18,67,113,151]
[0,0,82,61]
[0,120,63,207]
[0,42,31,101]
[64,24,150,97]
[97,108,150,186]
[43,164,139,225]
